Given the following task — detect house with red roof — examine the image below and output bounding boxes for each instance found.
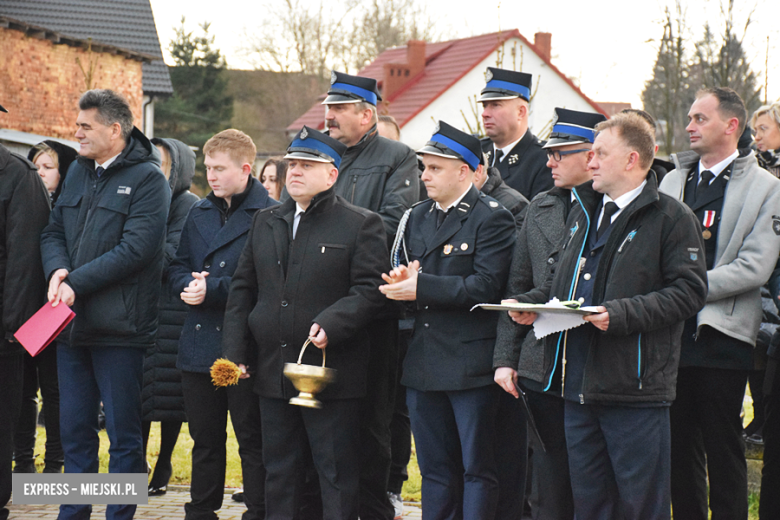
[288,29,609,148]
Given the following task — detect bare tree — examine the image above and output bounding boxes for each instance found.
[642,2,693,155]
[691,0,762,113]
[345,0,438,71]
[642,0,763,154]
[242,0,438,78]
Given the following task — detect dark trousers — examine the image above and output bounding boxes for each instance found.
[525,389,573,520]
[57,344,146,520]
[260,396,361,520]
[564,401,671,520]
[181,371,265,520]
[670,367,748,520]
[14,345,62,469]
[0,352,23,520]
[407,385,500,520]
[493,390,527,520]
[760,355,780,519]
[360,319,398,520]
[142,420,183,489]
[388,327,412,495]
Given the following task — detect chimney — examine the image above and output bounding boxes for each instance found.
[534,32,552,62]
[406,40,426,77]
[382,40,426,99]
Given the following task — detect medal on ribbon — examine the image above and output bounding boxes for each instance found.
[702,210,715,240]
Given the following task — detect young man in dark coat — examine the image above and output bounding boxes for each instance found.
[494,107,606,520]
[142,137,200,496]
[40,89,171,520]
[221,126,389,520]
[509,113,708,519]
[168,129,275,520]
[0,102,51,520]
[380,121,516,519]
[479,67,553,201]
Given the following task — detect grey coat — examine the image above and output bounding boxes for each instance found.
[493,188,568,389]
[660,149,780,345]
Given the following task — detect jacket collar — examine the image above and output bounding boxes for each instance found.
[195,178,274,255]
[573,170,660,220]
[422,185,481,255]
[672,148,755,181]
[481,167,503,194]
[273,185,338,219]
[75,127,159,176]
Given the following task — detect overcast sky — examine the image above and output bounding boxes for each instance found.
[148,0,780,109]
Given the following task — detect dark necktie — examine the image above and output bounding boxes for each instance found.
[436,208,448,229]
[696,170,714,200]
[95,166,105,177]
[597,202,619,240]
[493,149,504,167]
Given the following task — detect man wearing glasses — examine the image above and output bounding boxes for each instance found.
[494,108,605,520]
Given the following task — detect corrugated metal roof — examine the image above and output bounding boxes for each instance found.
[288,29,606,132]
[1,0,173,95]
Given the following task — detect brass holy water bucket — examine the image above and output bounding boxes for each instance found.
[283,338,336,409]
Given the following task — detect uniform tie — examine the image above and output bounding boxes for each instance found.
[493,149,504,167]
[597,202,619,240]
[696,170,714,200]
[95,166,105,177]
[436,208,448,229]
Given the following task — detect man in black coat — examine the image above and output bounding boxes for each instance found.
[509,113,707,519]
[381,121,515,519]
[0,102,52,520]
[479,67,553,200]
[40,89,170,520]
[494,107,606,520]
[222,126,388,520]
[323,70,419,520]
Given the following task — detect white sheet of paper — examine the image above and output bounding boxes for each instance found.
[530,298,598,339]
[533,311,587,339]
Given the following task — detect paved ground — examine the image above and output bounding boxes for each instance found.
[7,487,422,519]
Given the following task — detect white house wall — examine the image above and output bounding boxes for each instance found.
[400,37,599,150]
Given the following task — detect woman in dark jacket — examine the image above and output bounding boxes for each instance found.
[12,141,76,474]
[141,138,199,495]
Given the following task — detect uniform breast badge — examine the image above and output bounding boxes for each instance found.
[702,211,715,240]
[443,244,453,255]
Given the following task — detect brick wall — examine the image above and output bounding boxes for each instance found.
[0,27,144,140]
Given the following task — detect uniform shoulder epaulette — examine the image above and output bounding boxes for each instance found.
[411,198,430,208]
[531,133,546,148]
[477,192,504,210]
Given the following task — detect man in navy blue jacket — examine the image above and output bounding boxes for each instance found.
[168,129,276,520]
[41,89,170,520]
[380,121,515,519]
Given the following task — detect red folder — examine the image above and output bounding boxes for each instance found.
[14,302,75,356]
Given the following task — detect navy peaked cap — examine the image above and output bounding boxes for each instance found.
[543,108,608,149]
[478,67,533,102]
[322,71,382,106]
[418,121,482,171]
[284,126,347,169]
